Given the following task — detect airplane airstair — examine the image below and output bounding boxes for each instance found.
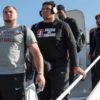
[68,71,91,100]
[56,56,100,100]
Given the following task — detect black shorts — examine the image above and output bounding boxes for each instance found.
[0,73,25,100]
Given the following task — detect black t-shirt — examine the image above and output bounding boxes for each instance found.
[95,27,100,57]
[65,17,85,52]
[89,28,96,55]
[64,17,80,40]
[31,19,79,68]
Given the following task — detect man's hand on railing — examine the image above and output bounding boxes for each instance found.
[74,66,86,80]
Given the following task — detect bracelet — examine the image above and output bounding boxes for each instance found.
[37,72,43,75]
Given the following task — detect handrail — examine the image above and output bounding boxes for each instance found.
[56,55,100,100]
[87,80,100,100]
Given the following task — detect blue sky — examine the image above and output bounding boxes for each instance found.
[0,0,100,31]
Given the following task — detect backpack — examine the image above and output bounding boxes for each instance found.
[65,17,86,52]
[21,25,34,81]
[76,29,85,52]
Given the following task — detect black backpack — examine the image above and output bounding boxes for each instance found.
[76,29,85,52]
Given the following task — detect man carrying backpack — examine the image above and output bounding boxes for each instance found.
[57,4,85,84]
[31,1,86,100]
[0,5,45,100]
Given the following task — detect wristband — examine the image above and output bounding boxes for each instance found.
[37,72,43,75]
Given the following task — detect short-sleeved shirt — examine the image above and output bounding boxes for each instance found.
[0,25,37,74]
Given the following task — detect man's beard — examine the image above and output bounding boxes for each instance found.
[43,15,52,21]
[4,19,12,23]
[58,15,65,21]
[98,23,100,26]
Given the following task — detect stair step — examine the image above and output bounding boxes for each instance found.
[69,97,86,100]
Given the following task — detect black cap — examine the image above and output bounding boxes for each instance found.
[57,5,65,12]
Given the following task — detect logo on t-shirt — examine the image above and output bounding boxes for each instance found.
[37,28,56,38]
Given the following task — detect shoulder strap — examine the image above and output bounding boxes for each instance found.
[21,25,27,57]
